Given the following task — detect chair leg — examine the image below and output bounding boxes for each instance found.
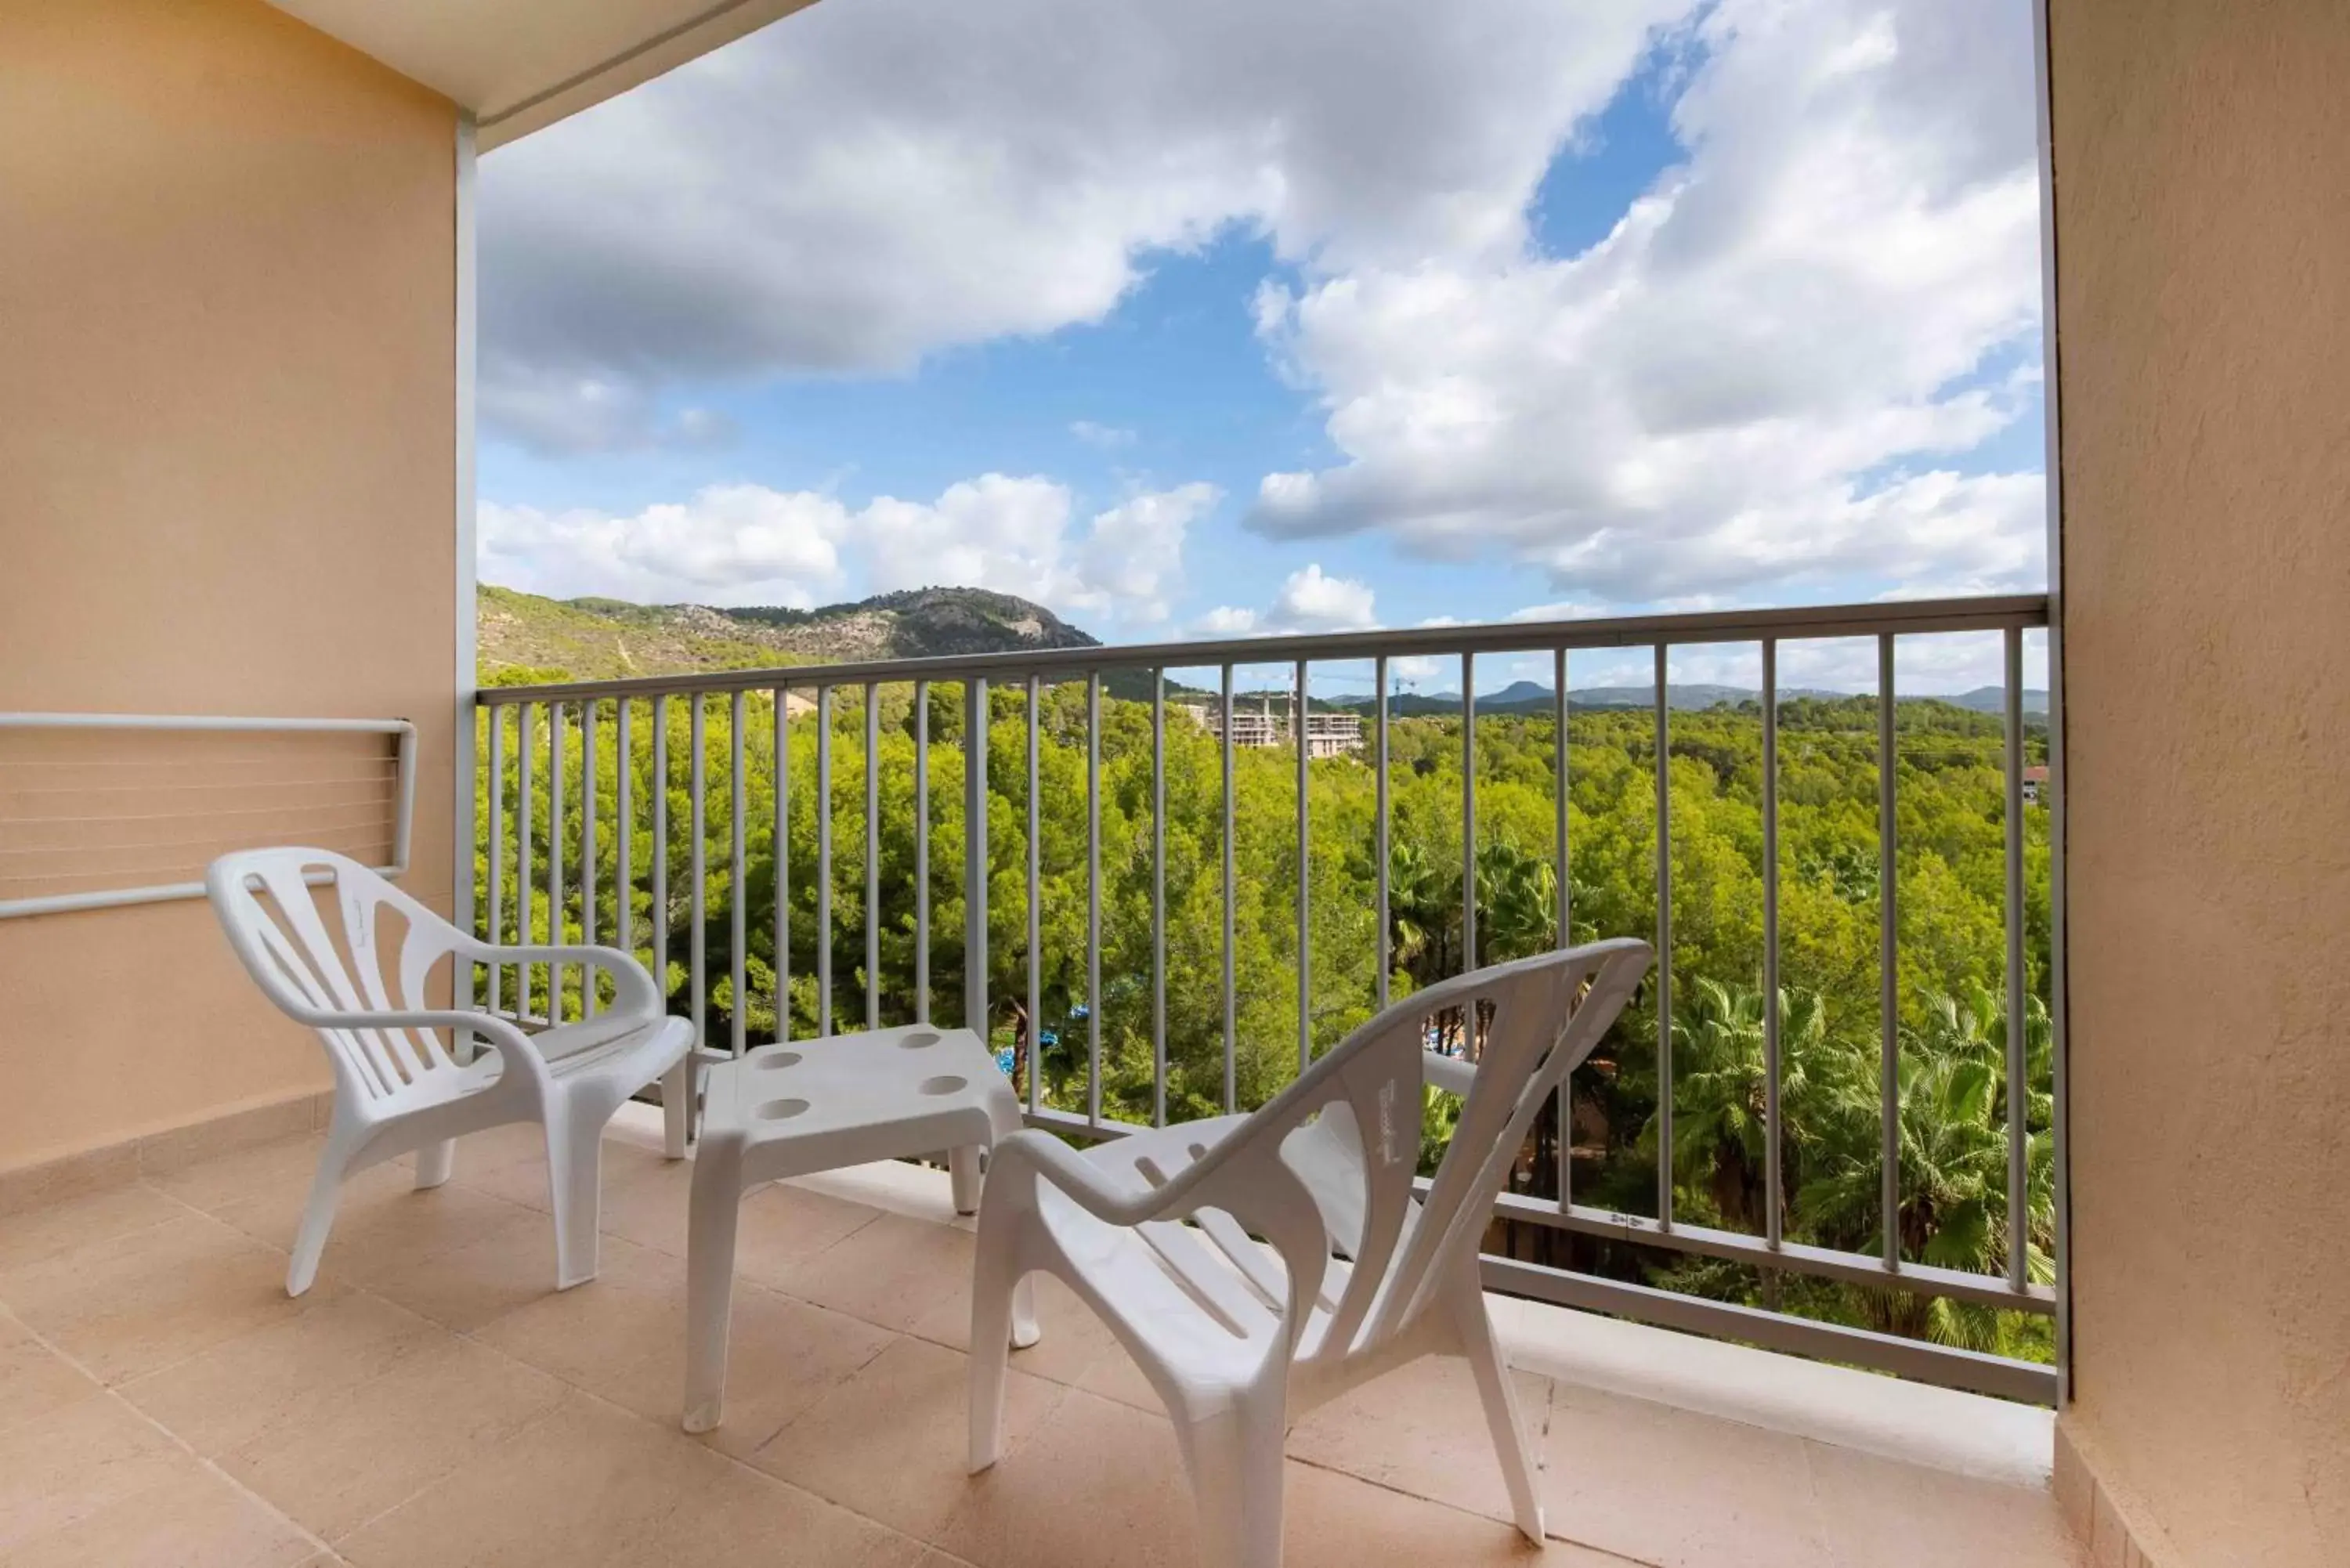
[682,1148,742,1435]
[287,1133,359,1297]
[544,1105,607,1290]
[1177,1388,1289,1568]
[661,1057,693,1160]
[412,1138,456,1190]
[1450,1277,1546,1545]
[967,1241,1021,1472]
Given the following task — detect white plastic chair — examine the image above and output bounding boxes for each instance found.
[967,938,1653,1567]
[207,846,696,1297]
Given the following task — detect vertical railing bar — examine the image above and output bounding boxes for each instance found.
[1295,658,1311,1072]
[1461,651,1477,977]
[915,679,931,1025]
[652,697,667,1035]
[964,678,990,1043]
[1555,645,1571,1211]
[1374,656,1390,1016]
[2004,628,2029,1291]
[1879,633,1900,1270]
[616,700,633,972]
[1220,663,1237,1114]
[516,703,533,1021]
[817,687,833,1037]
[582,702,598,1018]
[773,688,790,1044]
[730,691,747,1057]
[1086,673,1103,1127]
[1654,645,1672,1230]
[689,695,707,1054]
[1025,676,1040,1115]
[1152,670,1167,1126]
[865,682,880,1031]
[548,702,566,1022]
[1763,639,1784,1252]
[486,706,504,1019]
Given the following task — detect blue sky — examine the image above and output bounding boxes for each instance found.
[475,0,2048,693]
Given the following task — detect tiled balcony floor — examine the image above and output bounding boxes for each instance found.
[0,1111,2084,1567]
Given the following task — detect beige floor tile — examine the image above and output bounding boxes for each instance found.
[117,1289,448,1458]
[347,1201,569,1331]
[139,1097,318,1179]
[1287,1353,1553,1526]
[0,1183,188,1275]
[749,1334,1067,1547]
[777,1212,975,1333]
[0,1143,139,1220]
[145,1135,332,1214]
[1542,1379,1831,1568]
[1284,1461,1560,1567]
[0,1212,338,1385]
[1804,1439,2084,1568]
[0,1313,103,1438]
[472,1231,895,1457]
[0,1393,186,1552]
[726,1180,891,1282]
[906,1268,1127,1389]
[1072,1334,1169,1413]
[597,1156,890,1270]
[443,1127,677,1214]
[214,1172,530,1275]
[940,1385,1195,1568]
[584,1151,696,1250]
[432,1119,555,1175]
[0,1462,318,1568]
[217,1334,569,1541]
[336,1390,927,1568]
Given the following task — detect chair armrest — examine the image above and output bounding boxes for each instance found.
[985,1130,1185,1228]
[1422,1049,1477,1098]
[461,941,663,1019]
[290,1008,555,1089]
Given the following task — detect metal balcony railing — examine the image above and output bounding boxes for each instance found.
[468,594,2061,1404]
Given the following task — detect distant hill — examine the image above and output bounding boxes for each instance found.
[1336,682,2048,717]
[479,587,2055,720]
[479,584,1097,685]
[1947,685,2052,716]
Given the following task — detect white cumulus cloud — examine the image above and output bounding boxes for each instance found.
[1194,562,1379,638]
[477,0,1690,452]
[483,477,1218,627]
[1247,0,2048,604]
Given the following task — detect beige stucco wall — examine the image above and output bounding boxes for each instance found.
[2048,1,2350,1563]
[0,0,458,1170]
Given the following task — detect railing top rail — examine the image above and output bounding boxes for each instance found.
[475,592,2048,706]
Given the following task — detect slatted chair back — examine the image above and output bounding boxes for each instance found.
[208,846,469,1112]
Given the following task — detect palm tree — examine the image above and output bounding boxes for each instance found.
[1476,841,1558,963]
[1385,838,1451,985]
[1791,985,2054,1349]
[1653,978,1830,1236]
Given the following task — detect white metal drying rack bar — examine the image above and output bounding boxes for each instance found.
[0,713,418,919]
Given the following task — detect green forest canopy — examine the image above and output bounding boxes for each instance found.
[477,679,2054,1363]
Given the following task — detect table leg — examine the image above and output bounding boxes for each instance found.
[949,1144,985,1216]
[682,1148,742,1433]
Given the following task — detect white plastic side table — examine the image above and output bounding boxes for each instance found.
[683,1023,1023,1433]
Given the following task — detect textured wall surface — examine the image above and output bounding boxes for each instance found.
[2050,1,2350,1563]
[0,0,457,1169]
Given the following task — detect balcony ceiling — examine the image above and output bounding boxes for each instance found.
[265,0,823,149]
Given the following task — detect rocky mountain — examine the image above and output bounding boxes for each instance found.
[479,584,1097,684]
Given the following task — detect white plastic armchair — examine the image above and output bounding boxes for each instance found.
[207,847,695,1296]
[968,938,1652,1568]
